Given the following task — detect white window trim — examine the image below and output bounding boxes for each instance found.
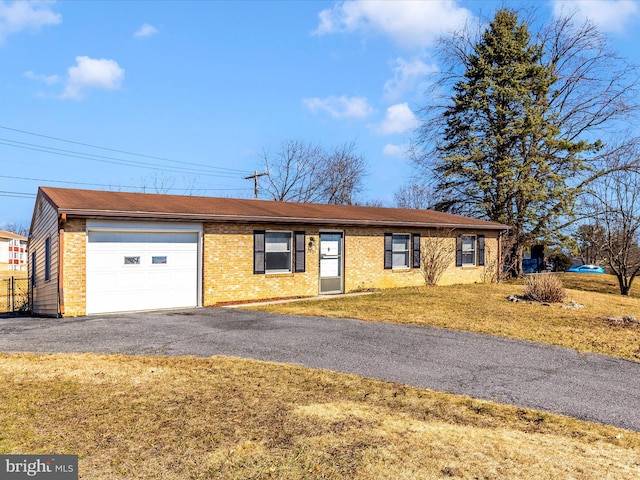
[461,235,476,267]
[392,233,411,270]
[265,230,293,274]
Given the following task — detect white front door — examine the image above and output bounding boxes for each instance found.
[86,229,199,314]
[319,232,343,294]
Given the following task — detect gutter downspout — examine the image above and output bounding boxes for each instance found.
[58,213,66,317]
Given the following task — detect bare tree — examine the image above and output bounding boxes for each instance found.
[138,171,176,194]
[420,229,455,286]
[261,139,367,205]
[587,168,640,295]
[575,224,607,265]
[394,182,437,210]
[358,199,386,207]
[322,141,367,205]
[261,139,326,203]
[4,222,29,237]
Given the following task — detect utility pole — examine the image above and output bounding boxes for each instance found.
[244,171,268,199]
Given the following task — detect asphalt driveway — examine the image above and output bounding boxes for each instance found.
[1,307,639,432]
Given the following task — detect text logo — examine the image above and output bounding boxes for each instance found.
[1,455,78,479]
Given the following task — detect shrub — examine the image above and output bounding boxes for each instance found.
[420,230,455,286]
[524,274,566,303]
[549,253,573,272]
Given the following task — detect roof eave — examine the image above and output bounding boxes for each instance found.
[60,209,510,230]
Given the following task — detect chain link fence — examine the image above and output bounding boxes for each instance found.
[0,276,29,314]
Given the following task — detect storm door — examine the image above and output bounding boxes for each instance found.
[319,232,344,294]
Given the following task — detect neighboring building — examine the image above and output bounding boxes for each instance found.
[0,230,28,272]
[29,186,509,317]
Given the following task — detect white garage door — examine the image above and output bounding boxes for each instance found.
[86,230,199,314]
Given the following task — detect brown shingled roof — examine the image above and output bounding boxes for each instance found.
[38,186,509,230]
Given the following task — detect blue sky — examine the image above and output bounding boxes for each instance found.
[2,0,640,228]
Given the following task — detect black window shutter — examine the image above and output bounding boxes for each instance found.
[456,236,463,267]
[384,233,393,269]
[412,234,421,269]
[294,231,306,273]
[254,230,265,274]
[477,235,485,266]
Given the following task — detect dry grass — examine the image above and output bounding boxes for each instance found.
[561,272,640,298]
[253,281,640,360]
[1,353,639,479]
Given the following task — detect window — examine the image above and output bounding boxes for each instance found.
[254,231,305,274]
[462,235,476,266]
[384,233,420,269]
[265,232,292,273]
[392,234,410,269]
[152,256,168,264]
[456,235,485,267]
[44,237,51,281]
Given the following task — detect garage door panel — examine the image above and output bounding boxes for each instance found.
[86,230,199,314]
[89,232,198,244]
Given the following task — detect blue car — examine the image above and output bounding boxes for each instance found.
[566,264,606,274]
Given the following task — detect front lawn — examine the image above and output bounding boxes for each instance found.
[251,276,640,361]
[1,353,639,479]
[561,272,639,298]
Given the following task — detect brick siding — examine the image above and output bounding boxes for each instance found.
[62,219,87,317]
[202,223,501,305]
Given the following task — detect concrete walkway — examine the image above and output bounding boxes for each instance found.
[1,307,639,432]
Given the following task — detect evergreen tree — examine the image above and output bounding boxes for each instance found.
[434,9,597,275]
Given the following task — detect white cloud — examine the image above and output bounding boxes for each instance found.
[374,103,420,135]
[134,23,158,38]
[382,143,408,158]
[0,0,61,43]
[23,70,61,85]
[312,0,473,48]
[552,0,639,33]
[303,95,374,119]
[384,56,438,101]
[61,56,125,100]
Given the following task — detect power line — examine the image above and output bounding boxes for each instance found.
[0,174,253,192]
[0,190,36,198]
[0,140,246,179]
[0,125,251,175]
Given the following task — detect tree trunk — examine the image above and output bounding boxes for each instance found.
[617,274,632,296]
[505,242,524,278]
[514,246,524,278]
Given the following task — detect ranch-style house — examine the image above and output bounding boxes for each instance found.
[29,186,509,316]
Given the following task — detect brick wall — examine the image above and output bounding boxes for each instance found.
[62,218,86,317]
[343,227,499,291]
[203,223,320,305]
[202,223,501,305]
